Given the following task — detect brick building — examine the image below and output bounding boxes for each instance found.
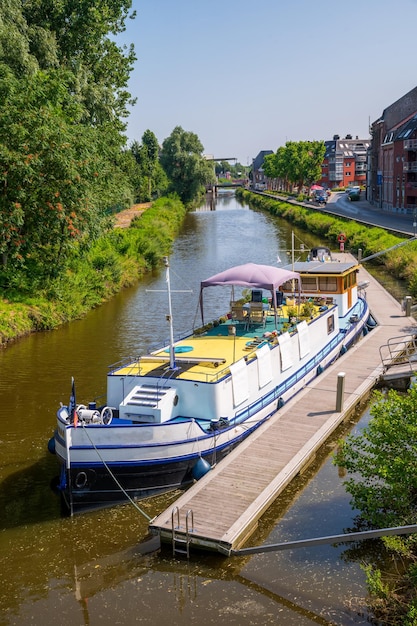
[318,135,370,189]
[368,86,417,213]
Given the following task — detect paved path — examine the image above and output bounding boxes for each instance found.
[114,203,151,228]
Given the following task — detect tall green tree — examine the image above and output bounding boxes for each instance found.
[0,68,131,284]
[0,0,41,76]
[335,385,417,529]
[263,151,280,182]
[141,129,159,198]
[0,0,137,286]
[129,130,166,201]
[334,385,417,623]
[21,0,136,125]
[263,141,325,192]
[129,135,168,202]
[160,126,215,203]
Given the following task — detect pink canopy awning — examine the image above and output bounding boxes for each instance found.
[201,263,300,290]
[199,263,301,323]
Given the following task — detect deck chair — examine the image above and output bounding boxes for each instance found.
[275,291,284,306]
[248,302,266,329]
[231,305,248,329]
[251,289,263,302]
[272,291,284,326]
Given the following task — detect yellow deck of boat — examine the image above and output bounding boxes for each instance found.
[113,304,325,383]
[148,254,417,555]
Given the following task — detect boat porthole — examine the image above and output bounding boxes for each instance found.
[75,472,88,489]
[173,395,179,406]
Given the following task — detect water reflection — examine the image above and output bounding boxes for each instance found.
[0,192,383,625]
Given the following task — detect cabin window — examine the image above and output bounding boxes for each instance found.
[343,272,357,290]
[318,277,338,292]
[301,277,317,291]
[327,315,335,334]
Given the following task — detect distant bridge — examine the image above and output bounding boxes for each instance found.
[205,180,246,194]
[202,156,248,193]
[203,156,237,162]
[211,180,246,190]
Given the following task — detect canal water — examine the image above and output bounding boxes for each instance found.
[1,191,402,625]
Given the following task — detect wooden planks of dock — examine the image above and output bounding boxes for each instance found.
[149,256,417,555]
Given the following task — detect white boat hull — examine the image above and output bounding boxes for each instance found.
[52,295,369,515]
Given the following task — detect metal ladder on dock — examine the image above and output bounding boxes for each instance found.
[379,334,417,383]
[379,334,417,370]
[171,507,194,558]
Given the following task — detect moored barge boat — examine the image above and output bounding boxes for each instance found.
[50,253,371,515]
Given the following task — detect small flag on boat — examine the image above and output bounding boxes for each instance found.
[69,377,77,427]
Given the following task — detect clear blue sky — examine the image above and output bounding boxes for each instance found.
[118,0,417,165]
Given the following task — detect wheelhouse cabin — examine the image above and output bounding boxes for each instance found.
[281,260,361,317]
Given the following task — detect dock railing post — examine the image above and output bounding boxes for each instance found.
[336,372,345,412]
[404,295,412,317]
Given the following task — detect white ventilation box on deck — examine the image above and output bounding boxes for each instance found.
[119,384,178,423]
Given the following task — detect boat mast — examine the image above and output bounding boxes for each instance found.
[291,231,295,271]
[291,231,296,296]
[164,257,176,369]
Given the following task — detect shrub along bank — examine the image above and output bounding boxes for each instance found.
[0,196,186,346]
[237,188,417,297]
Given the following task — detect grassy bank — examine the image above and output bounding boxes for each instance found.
[0,196,186,346]
[237,188,417,296]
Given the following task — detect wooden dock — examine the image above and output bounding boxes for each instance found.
[149,257,417,556]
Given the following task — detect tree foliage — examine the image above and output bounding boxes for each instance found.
[334,385,417,529]
[0,68,134,283]
[215,160,247,178]
[0,0,136,287]
[21,0,136,124]
[0,1,222,291]
[129,130,168,201]
[0,0,41,76]
[160,126,215,203]
[263,140,326,191]
[334,384,417,626]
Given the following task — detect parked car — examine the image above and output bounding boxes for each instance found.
[346,186,360,195]
[315,192,327,204]
[348,191,361,201]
